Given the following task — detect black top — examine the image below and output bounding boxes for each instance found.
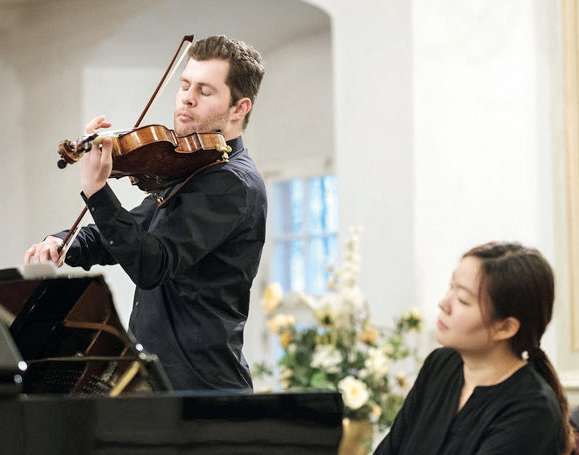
[57,136,267,391]
[374,348,565,455]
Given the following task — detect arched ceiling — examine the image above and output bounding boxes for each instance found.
[0,0,330,64]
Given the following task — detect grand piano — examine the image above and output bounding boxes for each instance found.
[0,267,343,454]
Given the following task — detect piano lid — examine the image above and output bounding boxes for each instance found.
[0,266,171,396]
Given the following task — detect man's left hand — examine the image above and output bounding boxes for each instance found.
[80,137,113,198]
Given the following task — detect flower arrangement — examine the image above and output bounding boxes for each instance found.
[257,229,423,432]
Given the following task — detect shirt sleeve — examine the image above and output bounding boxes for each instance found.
[84,170,248,290]
[53,192,158,270]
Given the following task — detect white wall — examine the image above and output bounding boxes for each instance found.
[306,0,416,328]
[0,61,26,269]
[248,30,335,177]
[412,0,556,345]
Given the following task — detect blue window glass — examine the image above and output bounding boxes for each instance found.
[270,175,339,295]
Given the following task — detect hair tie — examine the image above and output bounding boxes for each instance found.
[528,346,546,361]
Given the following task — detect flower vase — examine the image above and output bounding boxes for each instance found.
[338,418,374,455]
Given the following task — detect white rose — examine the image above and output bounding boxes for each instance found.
[358,368,370,379]
[365,347,390,377]
[338,376,370,410]
[310,345,343,373]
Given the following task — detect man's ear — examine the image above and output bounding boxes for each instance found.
[231,98,251,121]
[492,317,521,341]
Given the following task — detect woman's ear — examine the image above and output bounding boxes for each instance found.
[492,317,521,341]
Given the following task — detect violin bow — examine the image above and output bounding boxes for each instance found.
[136,34,194,128]
[57,208,88,265]
[57,34,195,261]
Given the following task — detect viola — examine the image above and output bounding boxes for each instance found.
[57,125,231,192]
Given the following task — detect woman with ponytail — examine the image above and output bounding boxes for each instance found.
[374,242,573,454]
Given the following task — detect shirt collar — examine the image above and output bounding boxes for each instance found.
[226,136,244,157]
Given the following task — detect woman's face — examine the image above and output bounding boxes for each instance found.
[435,256,496,353]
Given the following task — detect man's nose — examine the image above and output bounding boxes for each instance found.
[182,88,197,106]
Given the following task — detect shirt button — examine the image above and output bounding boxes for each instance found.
[135,301,139,307]
[90,207,96,212]
[109,240,114,245]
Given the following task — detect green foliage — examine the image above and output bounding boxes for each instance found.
[258,229,423,432]
[263,311,422,431]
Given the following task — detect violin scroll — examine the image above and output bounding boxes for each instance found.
[57,133,99,168]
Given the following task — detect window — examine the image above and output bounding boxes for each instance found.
[270,175,339,295]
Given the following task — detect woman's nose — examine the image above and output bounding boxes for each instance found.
[438,290,451,313]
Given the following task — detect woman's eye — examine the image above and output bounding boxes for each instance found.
[458,298,469,305]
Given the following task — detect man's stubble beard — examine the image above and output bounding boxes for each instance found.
[174,109,231,136]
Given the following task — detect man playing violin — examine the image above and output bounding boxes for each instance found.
[23,35,267,391]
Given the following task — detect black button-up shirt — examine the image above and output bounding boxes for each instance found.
[58,136,267,391]
[374,348,565,454]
